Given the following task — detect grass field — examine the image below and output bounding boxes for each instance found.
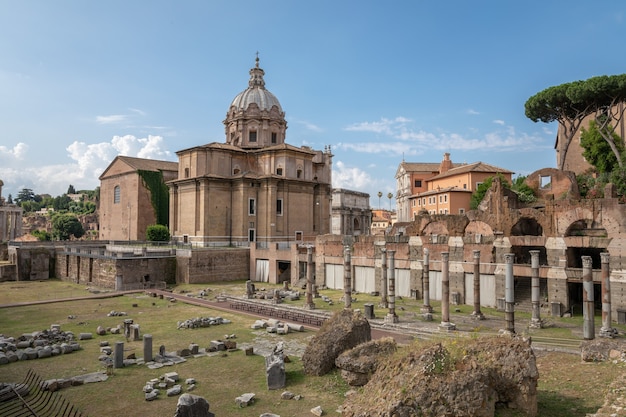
[1,279,625,416]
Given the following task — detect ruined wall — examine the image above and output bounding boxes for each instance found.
[15,246,54,281]
[176,248,249,284]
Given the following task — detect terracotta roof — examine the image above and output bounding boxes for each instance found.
[428,161,513,181]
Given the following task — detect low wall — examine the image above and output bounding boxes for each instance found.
[176,248,249,284]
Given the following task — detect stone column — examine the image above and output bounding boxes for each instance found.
[582,256,595,340]
[529,250,542,329]
[503,253,515,334]
[114,341,124,368]
[143,334,153,362]
[439,252,455,331]
[600,252,616,338]
[471,250,484,320]
[380,248,388,308]
[384,250,398,324]
[343,245,352,309]
[304,245,315,310]
[421,248,432,315]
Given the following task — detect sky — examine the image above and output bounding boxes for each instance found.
[1,1,625,208]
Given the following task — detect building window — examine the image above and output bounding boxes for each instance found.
[114,186,120,204]
[444,194,448,203]
[439,195,443,203]
[412,200,416,207]
[277,198,283,216]
[249,131,257,142]
[297,169,302,178]
[271,132,277,143]
[276,167,283,176]
[184,168,190,178]
[248,229,255,242]
[414,180,422,187]
[459,208,465,214]
[248,198,256,215]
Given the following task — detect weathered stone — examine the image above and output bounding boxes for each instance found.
[145,390,158,401]
[266,343,286,390]
[96,326,107,336]
[302,309,371,376]
[167,384,182,397]
[581,339,624,362]
[341,337,538,417]
[235,392,255,407]
[335,337,397,386]
[78,333,93,340]
[281,391,294,400]
[173,393,215,417]
[310,405,324,416]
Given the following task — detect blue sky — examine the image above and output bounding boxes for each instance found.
[1,1,624,208]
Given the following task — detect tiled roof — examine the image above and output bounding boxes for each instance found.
[116,156,178,172]
[428,161,512,181]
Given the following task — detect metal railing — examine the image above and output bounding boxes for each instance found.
[0,369,86,417]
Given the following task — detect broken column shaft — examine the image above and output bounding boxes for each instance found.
[421,248,432,313]
[582,255,595,340]
[439,252,455,331]
[530,250,542,328]
[384,250,398,324]
[600,252,616,338]
[304,245,315,309]
[504,253,515,334]
[471,250,484,320]
[343,245,352,309]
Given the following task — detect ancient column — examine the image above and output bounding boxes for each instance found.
[384,250,398,324]
[421,248,432,314]
[380,248,388,308]
[343,245,352,309]
[439,252,455,331]
[504,253,515,334]
[304,245,316,310]
[600,252,616,338]
[582,255,595,340]
[471,250,484,320]
[529,250,542,329]
[143,334,153,362]
[114,341,124,368]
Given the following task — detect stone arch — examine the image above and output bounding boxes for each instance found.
[511,217,543,236]
[555,207,594,236]
[353,217,361,233]
[421,220,449,236]
[464,220,494,237]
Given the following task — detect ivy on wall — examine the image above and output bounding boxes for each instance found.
[137,170,169,226]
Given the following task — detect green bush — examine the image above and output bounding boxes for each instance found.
[146,224,170,242]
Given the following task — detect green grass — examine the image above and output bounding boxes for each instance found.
[1,279,625,416]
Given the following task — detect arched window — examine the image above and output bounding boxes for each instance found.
[114,185,120,204]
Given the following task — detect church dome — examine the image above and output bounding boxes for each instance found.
[229,57,283,113]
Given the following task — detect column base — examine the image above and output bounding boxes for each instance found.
[599,327,618,338]
[303,302,316,310]
[439,322,456,332]
[498,328,516,337]
[470,311,485,320]
[529,318,543,329]
[420,305,433,314]
[422,312,433,321]
[384,314,399,324]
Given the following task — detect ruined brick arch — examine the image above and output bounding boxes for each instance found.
[511,217,543,236]
[597,214,620,236]
[464,220,494,237]
[555,207,594,236]
[421,221,449,236]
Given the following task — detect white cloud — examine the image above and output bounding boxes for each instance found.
[344,117,412,135]
[333,160,373,190]
[0,135,174,197]
[0,142,28,160]
[467,109,480,115]
[339,117,546,156]
[96,115,128,124]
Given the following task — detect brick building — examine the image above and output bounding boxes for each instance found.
[99,156,178,241]
[396,153,512,221]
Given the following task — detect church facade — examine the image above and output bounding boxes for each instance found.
[168,57,333,246]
